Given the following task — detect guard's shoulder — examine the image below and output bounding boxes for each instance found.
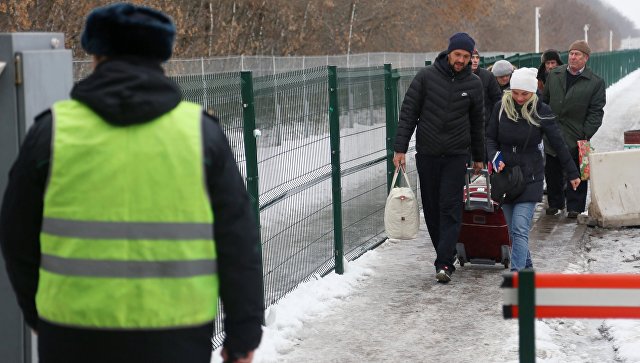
[34,109,52,123]
[202,110,220,124]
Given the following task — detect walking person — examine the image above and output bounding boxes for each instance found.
[491,59,515,92]
[0,3,263,363]
[393,32,485,283]
[471,49,502,127]
[486,68,580,271]
[536,49,563,93]
[542,40,606,218]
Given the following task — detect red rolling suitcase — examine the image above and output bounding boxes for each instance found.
[456,169,511,268]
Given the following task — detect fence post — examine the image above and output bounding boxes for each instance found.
[328,65,345,274]
[519,270,536,363]
[240,71,262,242]
[384,64,396,192]
[240,70,265,319]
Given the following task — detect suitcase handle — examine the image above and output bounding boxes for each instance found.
[464,168,494,212]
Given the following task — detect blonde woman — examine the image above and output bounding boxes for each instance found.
[486,68,580,271]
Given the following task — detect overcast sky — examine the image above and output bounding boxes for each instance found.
[601,0,640,30]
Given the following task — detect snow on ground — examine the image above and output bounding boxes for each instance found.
[212,69,640,363]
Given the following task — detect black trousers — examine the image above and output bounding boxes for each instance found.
[38,319,214,363]
[416,153,468,271]
[544,153,588,213]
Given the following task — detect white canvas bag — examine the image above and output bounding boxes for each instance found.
[384,166,419,240]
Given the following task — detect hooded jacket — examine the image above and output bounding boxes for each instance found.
[394,51,485,162]
[0,57,263,361]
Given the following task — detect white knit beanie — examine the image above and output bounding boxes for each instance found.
[491,60,513,76]
[509,68,538,93]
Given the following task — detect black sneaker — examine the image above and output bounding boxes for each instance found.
[436,266,452,283]
[567,211,579,219]
[545,207,560,215]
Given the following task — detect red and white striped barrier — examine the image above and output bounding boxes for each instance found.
[502,272,640,319]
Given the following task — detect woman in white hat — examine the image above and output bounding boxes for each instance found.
[486,67,580,271]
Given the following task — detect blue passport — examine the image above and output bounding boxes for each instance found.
[492,151,503,172]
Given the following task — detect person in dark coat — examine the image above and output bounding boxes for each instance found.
[542,40,606,218]
[0,3,263,363]
[393,32,485,283]
[536,49,563,93]
[471,49,502,127]
[487,68,580,271]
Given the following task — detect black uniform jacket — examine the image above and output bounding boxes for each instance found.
[0,56,263,362]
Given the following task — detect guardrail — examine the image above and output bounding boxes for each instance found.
[502,270,640,362]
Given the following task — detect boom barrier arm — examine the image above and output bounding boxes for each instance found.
[501,270,640,362]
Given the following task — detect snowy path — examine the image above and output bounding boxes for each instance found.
[275,209,604,363]
[212,69,640,363]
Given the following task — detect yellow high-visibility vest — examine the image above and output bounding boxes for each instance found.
[37,99,218,329]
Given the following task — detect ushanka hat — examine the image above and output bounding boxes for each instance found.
[447,32,475,54]
[541,49,563,65]
[81,3,176,61]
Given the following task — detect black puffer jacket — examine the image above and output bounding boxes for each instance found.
[394,51,485,161]
[0,57,263,362]
[486,99,579,204]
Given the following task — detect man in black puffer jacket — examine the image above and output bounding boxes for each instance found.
[393,32,485,284]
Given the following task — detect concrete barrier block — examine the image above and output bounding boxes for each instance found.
[588,149,640,227]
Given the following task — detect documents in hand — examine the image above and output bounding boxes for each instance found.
[491,151,503,172]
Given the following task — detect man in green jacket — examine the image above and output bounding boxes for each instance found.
[542,40,606,218]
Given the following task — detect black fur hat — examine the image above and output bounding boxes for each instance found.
[540,49,563,65]
[81,3,176,61]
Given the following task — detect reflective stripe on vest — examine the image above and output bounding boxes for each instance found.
[42,218,214,240]
[38,100,218,329]
[41,254,217,278]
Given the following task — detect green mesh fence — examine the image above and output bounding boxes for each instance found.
[394,67,421,199]
[252,67,335,306]
[169,72,245,349]
[157,49,639,350]
[171,72,246,176]
[585,50,640,86]
[489,50,640,88]
[336,67,389,261]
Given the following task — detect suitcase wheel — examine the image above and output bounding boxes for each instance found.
[501,245,511,269]
[456,243,467,267]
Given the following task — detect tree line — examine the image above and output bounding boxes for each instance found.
[0,0,637,60]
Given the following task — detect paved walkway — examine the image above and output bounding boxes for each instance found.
[277,205,588,362]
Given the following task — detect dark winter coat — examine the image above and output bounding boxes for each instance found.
[0,57,263,362]
[486,99,579,204]
[474,67,503,124]
[542,65,606,158]
[394,51,485,162]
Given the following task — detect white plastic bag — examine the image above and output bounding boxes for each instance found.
[384,166,419,240]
